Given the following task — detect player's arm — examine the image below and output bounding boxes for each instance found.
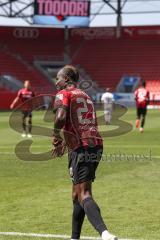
[52,91,69,157]
[53,107,67,137]
[10,90,21,109]
[52,107,67,158]
[134,90,138,102]
[53,91,69,137]
[10,96,20,109]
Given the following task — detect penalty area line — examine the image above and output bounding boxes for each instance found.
[0,232,137,240]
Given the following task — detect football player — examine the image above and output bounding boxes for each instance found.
[52,65,118,240]
[101,88,114,124]
[134,80,150,133]
[10,80,35,138]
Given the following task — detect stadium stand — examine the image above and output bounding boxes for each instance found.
[0,27,65,108]
[0,87,16,110]
[0,49,48,91]
[1,26,160,109]
[147,80,160,92]
[70,32,160,90]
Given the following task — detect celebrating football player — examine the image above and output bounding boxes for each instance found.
[52,65,118,240]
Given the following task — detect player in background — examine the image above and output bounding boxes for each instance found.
[10,80,35,138]
[52,65,118,240]
[134,80,150,133]
[101,88,114,124]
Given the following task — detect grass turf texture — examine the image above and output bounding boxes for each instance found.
[0,109,160,240]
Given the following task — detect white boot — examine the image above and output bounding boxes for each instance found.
[27,133,32,138]
[102,230,118,240]
[21,132,26,137]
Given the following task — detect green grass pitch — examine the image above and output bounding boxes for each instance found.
[0,109,160,240]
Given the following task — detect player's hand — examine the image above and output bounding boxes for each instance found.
[52,142,66,158]
[51,134,66,158]
[52,133,63,146]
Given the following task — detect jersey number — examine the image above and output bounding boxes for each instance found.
[76,98,96,125]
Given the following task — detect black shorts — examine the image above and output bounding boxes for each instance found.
[68,145,103,185]
[22,111,32,119]
[137,107,147,119]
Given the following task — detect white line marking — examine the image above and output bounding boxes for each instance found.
[0,232,137,240]
[0,145,159,148]
[0,153,160,159]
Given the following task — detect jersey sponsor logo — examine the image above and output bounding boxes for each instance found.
[23,95,32,98]
[55,94,63,101]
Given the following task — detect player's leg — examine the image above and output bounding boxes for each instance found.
[78,181,107,234]
[69,148,86,240]
[27,113,32,138]
[136,107,140,128]
[140,108,147,133]
[141,116,145,128]
[75,146,117,240]
[104,110,111,125]
[22,112,27,137]
[71,185,85,240]
[108,109,112,124]
[78,181,117,240]
[108,104,113,124]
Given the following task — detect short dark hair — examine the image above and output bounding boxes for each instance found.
[59,65,79,83]
[141,80,146,87]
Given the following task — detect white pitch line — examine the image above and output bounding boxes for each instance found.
[0,145,159,148]
[0,232,137,240]
[0,153,160,159]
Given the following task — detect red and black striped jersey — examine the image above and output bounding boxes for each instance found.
[54,86,103,151]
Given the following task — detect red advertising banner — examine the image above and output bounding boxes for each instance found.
[71,26,160,40]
